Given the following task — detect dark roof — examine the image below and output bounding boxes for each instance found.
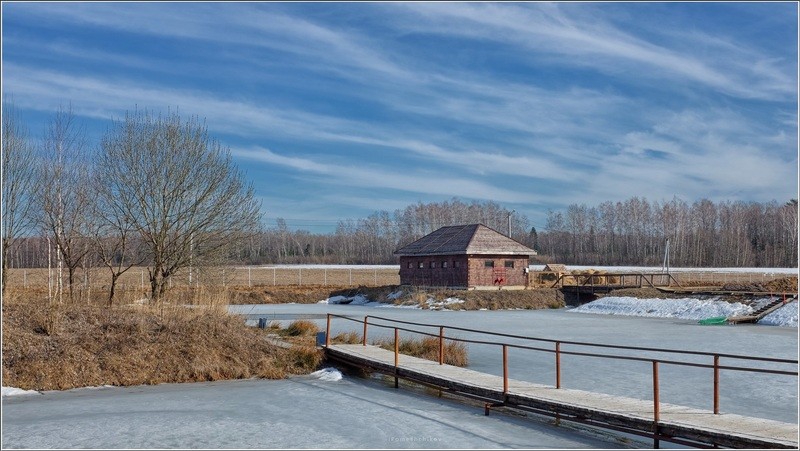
[394,224,535,257]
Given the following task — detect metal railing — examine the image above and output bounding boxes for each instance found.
[325,313,798,421]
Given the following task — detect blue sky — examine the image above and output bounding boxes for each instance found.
[2,2,797,232]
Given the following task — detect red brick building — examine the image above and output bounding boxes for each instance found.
[394,224,535,289]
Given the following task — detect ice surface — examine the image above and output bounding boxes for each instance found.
[2,374,632,449]
[5,298,796,449]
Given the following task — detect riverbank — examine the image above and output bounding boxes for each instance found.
[1,300,322,392]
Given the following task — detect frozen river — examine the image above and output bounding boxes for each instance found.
[3,302,797,449]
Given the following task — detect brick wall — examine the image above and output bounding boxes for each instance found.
[399,255,530,287]
[467,255,529,287]
[399,255,468,287]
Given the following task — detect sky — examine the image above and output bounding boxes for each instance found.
[2,2,798,233]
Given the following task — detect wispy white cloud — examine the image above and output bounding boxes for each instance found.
[387,2,796,100]
[233,146,540,204]
[3,2,795,226]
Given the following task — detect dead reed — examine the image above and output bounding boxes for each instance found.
[2,290,324,391]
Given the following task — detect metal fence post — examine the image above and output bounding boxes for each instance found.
[394,328,400,388]
[653,360,660,448]
[439,326,445,365]
[325,314,331,347]
[363,316,369,346]
[503,344,509,397]
[556,341,561,389]
[653,360,660,422]
[714,355,720,414]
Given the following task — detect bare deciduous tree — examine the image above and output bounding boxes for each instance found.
[37,104,93,302]
[2,99,38,295]
[97,110,261,302]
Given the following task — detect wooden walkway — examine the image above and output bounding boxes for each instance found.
[325,344,798,449]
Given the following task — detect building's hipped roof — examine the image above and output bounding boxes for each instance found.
[393,224,535,256]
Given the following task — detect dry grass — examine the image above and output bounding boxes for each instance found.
[283,320,320,337]
[375,336,469,367]
[2,291,324,391]
[331,331,362,344]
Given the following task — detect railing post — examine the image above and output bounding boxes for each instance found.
[394,328,400,388]
[325,314,331,347]
[438,326,445,365]
[714,355,720,414]
[653,360,660,421]
[363,316,369,346]
[653,360,660,449]
[556,341,561,389]
[502,344,509,397]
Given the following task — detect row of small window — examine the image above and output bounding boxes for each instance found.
[409,260,461,269]
[407,260,516,269]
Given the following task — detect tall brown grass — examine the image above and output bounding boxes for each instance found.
[375,336,469,367]
[2,289,324,391]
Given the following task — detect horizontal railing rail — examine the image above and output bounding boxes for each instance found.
[324,312,798,431]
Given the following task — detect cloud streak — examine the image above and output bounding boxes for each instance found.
[3,2,796,227]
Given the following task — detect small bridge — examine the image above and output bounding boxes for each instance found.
[551,272,680,295]
[322,314,798,449]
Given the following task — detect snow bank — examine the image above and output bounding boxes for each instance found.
[760,301,798,328]
[571,296,798,327]
[2,387,40,397]
[309,367,343,382]
[569,297,753,321]
[317,294,384,307]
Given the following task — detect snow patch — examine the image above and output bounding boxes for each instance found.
[309,367,343,382]
[760,301,798,328]
[569,297,754,321]
[426,297,465,310]
[2,386,41,397]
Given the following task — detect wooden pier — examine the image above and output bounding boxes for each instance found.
[325,344,797,449]
[323,314,798,449]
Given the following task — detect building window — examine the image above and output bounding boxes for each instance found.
[505,260,515,268]
[485,260,494,268]
[407,262,413,269]
[418,262,424,269]
[442,261,448,268]
[430,261,437,269]
[454,261,460,268]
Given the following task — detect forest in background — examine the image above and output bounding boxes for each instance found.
[7,196,797,269]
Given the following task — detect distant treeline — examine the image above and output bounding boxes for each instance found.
[12,197,795,269]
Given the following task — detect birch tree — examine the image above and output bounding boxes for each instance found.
[37,104,92,302]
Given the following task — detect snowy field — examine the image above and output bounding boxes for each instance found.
[4,297,797,449]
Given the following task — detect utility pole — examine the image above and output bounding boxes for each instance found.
[507,210,515,237]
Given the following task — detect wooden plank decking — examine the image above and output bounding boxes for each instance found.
[325,344,798,449]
